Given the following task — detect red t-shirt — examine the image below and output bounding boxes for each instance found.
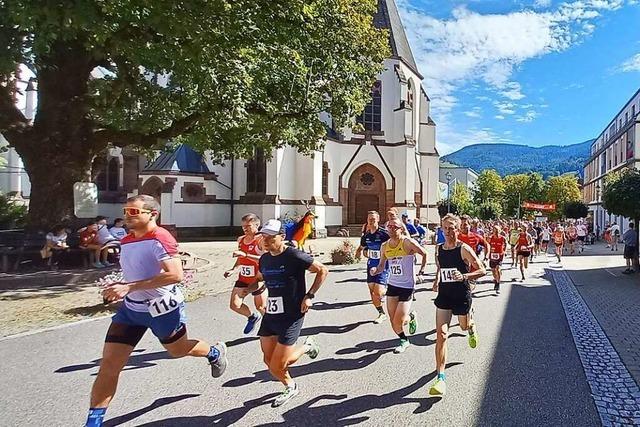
[459,233,481,250]
[489,235,507,255]
[236,235,264,285]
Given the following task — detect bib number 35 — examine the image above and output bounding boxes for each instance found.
[149,292,184,317]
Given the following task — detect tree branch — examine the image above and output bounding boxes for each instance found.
[0,82,30,141]
[94,111,202,148]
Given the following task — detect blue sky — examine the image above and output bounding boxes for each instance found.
[397,0,640,154]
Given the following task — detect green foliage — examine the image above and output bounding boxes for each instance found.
[545,174,582,220]
[477,200,502,220]
[0,194,27,229]
[331,239,356,264]
[441,140,593,178]
[502,174,529,217]
[563,201,589,219]
[602,169,640,220]
[450,183,475,216]
[437,200,459,217]
[473,169,504,204]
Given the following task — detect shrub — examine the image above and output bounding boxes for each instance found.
[0,194,27,230]
[331,239,356,264]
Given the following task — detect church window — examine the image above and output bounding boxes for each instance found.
[407,80,414,108]
[322,161,329,196]
[246,148,266,193]
[360,173,374,186]
[356,80,382,132]
[107,158,119,191]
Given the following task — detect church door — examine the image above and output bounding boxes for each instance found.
[347,163,387,225]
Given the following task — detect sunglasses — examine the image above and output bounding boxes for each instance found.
[123,207,153,216]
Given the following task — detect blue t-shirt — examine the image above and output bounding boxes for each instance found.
[405,223,419,236]
[436,228,445,244]
[415,225,427,238]
[259,247,313,320]
[360,228,390,268]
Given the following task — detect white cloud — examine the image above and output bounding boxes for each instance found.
[495,115,506,119]
[620,53,640,72]
[437,125,513,154]
[399,0,630,149]
[494,101,517,114]
[464,111,480,117]
[516,110,540,122]
[534,0,552,8]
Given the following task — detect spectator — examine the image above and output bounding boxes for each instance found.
[109,218,127,240]
[402,214,419,238]
[622,222,638,274]
[413,219,427,243]
[79,221,111,268]
[42,224,69,268]
[435,225,445,245]
[610,222,620,251]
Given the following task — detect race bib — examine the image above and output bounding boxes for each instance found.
[389,259,403,276]
[240,265,255,277]
[148,291,184,318]
[368,250,380,260]
[440,268,459,283]
[266,296,285,314]
[490,253,501,260]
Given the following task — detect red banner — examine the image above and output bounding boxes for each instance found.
[522,201,556,211]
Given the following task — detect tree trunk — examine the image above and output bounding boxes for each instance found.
[635,217,640,273]
[19,145,93,230]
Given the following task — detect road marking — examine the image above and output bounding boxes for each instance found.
[605,269,618,277]
[0,315,111,342]
[551,270,640,425]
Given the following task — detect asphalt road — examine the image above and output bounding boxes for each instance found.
[0,251,599,426]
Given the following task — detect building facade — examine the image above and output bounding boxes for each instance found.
[439,164,479,196]
[1,0,441,236]
[583,88,640,235]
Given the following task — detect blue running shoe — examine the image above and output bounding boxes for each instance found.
[243,313,262,335]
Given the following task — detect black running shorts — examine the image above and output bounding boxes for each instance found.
[434,291,472,316]
[258,316,304,346]
[386,284,414,302]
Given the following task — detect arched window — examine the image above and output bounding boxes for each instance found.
[92,157,107,191]
[246,148,266,193]
[322,161,329,196]
[356,80,382,132]
[107,158,119,191]
[407,80,414,108]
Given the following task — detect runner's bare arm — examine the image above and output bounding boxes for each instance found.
[103,257,184,301]
[460,244,486,280]
[405,238,427,273]
[301,261,329,313]
[433,245,440,291]
[246,272,264,293]
[369,242,388,276]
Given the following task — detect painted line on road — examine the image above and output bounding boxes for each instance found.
[604,269,619,278]
[551,270,640,426]
[0,315,112,342]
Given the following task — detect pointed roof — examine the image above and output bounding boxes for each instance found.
[374,0,423,79]
[144,144,212,174]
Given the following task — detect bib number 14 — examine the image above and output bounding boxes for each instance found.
[149,292,184,317]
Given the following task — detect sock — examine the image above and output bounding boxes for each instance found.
[398,332,408,341]
[376,306,385,315]
[248,313,257,321]
[287,381,297,390]
[86,408,107,427]
[207,345,220,363]
[437,372,446,381]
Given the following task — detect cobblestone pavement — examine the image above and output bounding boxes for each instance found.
[551,269,640,425]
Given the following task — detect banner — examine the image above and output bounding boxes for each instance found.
[522,201,556,211]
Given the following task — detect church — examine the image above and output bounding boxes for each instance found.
[1,0,440,237]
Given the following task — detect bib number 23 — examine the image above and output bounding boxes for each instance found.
[266,296,285,314]
[149,292,184,317]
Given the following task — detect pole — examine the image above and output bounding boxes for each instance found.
[447,181,451,213]
[517,193,521,218]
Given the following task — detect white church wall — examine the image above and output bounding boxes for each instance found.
[232,158,247,199]
[324,206,343,226]
[277,147,299,200]
[380,59,403,144]
[173,203,230,227]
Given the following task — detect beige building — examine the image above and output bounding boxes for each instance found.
[583,88,640,235]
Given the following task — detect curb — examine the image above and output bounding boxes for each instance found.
[0,314,112,342]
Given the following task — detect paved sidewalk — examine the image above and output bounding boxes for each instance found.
[561,242,640,386]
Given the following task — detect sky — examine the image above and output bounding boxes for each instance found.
[397,0,640,154]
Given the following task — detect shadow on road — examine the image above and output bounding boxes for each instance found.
[104,394,199,426]
[54,349,171,374]
[335,277,368,283]
[311,300,369,311]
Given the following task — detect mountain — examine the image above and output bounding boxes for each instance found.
[440,139,594,178]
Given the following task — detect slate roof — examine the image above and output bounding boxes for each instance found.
[374,0,422,79]
[144,144,212,174]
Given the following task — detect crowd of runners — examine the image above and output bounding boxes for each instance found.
[86,195,600,426]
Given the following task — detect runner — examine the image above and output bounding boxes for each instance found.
[515,225,533,281]
[369,218,427,354]
[534,222,543,257]
[576,220,588,253]
[610,222,621,251]
[540,223,551,254]
[250,219,328,407]
[223,213,267,335]
[508,224,520,267]
[429,214,485,396]
[487,225,507,294]
[355,211,390,324]
[527,223,538,262]
[85,195,228,427]
[552,225,565,263]
[566,222,578,255]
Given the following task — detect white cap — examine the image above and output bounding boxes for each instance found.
[258,219,284,236]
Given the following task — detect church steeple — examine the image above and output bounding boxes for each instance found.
[373,0,422,79]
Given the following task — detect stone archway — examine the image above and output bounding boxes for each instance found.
[140,176,163,223]
[347,163,387,225]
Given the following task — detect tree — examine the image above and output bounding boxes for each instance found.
[1,0,389,228]
[602,168,640,270]
[545,174,582,220]
[0,194,27,229]
[450,183,474,216]
[477,200,502,220]
[564,201,589,219]
[473,169,504,205]
[437,200,459,217]
[524,172,545,203]
[503,174,529,217]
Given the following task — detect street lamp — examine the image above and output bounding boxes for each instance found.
[596,182,602,238]
[445,171,453,213]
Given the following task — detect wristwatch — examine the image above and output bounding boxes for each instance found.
[305,292,315,300]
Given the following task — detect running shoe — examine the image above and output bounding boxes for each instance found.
[304,336,320,359]
[494,282,500,294]
[408,311,418,335]
[243,313,262,335]
[103,261,115,267]
[429,378,447,396]
[272,383,300,407]
[468,327,478,349]
[209,342,228,378]
[93,261,105,269]
[394,339,410,354]
[374,312,388,324]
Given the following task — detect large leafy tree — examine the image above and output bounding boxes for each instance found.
[0,0,388,228]
[602,169,640,269]
[450,183,474,216]
[563,201,589,219]
[545,174,582,220]
[473,169,504,205]
[502,174,529,217]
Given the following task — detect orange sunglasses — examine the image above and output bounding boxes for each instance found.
[123,207,153,216]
